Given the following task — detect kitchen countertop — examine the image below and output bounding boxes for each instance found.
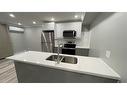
[7,51,120,80]
[55,46,90,49]
[76,46,89,49]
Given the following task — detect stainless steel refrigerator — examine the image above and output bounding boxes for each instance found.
[41,30,54,52]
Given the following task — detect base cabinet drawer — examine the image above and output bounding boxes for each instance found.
[76,48,89,56]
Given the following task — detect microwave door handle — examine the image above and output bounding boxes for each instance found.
[73,31,76,37]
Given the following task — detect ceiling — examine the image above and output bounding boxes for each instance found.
[0,12,100,27]
[83,12,101,25]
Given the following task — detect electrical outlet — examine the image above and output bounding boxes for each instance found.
[106,50,111,58]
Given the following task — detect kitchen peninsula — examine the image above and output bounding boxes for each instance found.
[7,51,120,83]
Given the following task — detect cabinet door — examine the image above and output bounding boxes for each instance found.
[76,48,89,56]
[0,24,13,59]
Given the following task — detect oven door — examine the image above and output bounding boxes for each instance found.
[62,48,75,55]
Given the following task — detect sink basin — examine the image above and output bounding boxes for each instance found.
[61,56,77,64]
[46,55,77,64]
[46,55,63,61]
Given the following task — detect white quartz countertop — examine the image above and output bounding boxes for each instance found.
[55,46,89,49]
[7,51,120,80]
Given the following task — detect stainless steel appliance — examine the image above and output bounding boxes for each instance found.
[63,30,76,38]
[41,30,54,52]
[62,43,76,55]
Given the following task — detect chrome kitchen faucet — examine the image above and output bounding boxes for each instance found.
[57,43,63,64]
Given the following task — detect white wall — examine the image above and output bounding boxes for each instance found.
[75,28,91,48]
[24,26,42,51]
[9,32,26,54]
[9,26,42,53]
[89,12,127,82]
[42,22,55,30]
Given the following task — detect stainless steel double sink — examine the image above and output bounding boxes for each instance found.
[46,55,77,64]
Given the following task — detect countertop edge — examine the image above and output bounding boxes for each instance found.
[9,58,121,80]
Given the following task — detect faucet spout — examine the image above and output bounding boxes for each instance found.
[57,43,63,64]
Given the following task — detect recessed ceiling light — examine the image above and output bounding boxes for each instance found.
[33,21,36,24]
[51,18,55,21]
[74,15,78,18]
[18,22,22,25]
[9,13,15,18]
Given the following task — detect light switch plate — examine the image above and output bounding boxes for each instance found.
[106,50,111,58]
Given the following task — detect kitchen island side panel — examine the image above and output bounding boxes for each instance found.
[14,61,118,83]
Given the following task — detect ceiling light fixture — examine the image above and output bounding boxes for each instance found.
[33,21,36,24]
[51,18,55,21]
[9,13,15,18]
[74,15,78,18]
[18,22,22,25]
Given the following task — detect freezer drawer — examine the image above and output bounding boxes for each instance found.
[41,42,54,52]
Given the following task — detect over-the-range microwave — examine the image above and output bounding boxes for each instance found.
[63,30,76,38]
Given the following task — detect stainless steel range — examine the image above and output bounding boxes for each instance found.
[62,43,76,55]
